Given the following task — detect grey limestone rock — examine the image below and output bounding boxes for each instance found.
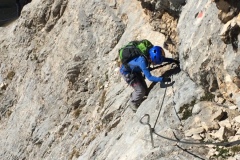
[0,0,239,160]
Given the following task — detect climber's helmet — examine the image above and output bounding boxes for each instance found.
[149,46,165,64]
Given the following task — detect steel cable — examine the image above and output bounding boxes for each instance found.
[140,65,240,148]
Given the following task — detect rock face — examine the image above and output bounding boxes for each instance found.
[0,0,239,160]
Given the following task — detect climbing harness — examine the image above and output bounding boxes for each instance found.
[140,65,240,148]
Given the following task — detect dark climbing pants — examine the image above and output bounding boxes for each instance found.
[122,72,148,106]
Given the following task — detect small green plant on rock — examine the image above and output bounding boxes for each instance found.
[231,145,240,155]
[200,91,215,101]
[210,146,233,159]
[179,99,196,120]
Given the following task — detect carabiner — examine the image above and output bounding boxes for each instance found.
[140,114,155,148]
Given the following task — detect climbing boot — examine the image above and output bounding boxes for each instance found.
[129,102,139,112]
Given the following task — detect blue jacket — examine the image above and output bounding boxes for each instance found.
[120,56,174,82]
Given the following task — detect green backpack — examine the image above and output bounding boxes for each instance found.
[119,39,153,65]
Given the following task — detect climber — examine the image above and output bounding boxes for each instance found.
[119,40,179,112]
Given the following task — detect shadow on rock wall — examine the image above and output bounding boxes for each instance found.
[215,0,240,52]
[137,0,186,57]
[0,0,31,26]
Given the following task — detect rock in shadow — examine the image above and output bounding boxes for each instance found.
[0,0,32,27]
[161,65,181,77]
[147,65,181,95]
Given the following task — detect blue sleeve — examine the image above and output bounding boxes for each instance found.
[120,64,128,75]
[138,57,163,82]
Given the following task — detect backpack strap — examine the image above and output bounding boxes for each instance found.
[119,40,153,70]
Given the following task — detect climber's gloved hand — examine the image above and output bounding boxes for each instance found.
[162,77,171,83]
